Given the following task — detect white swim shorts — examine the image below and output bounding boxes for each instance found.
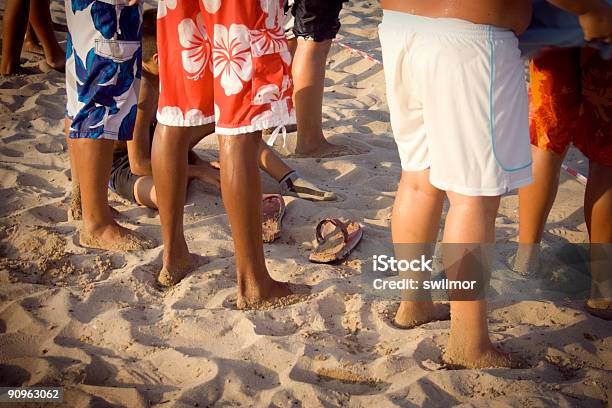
[379,10,533,196]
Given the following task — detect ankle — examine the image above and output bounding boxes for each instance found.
[83,218,116,235]
[237,272,275,300]
[447,335,493,357]
[296,130,325,150]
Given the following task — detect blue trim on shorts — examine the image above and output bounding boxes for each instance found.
[487,26,532,173]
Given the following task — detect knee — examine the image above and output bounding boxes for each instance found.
[218,133,260,158]
[153,125,192,154]
[399,171,444,200]
[448,193,500,218]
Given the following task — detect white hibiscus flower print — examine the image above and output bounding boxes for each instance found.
[259,0,281,29]
[252,0,291,64]
[179,15,211,80]
[253,84,279,106]
[203,0,221,13]
[212,24,253,96]
[158,106,210,125]
[157,0,177,19]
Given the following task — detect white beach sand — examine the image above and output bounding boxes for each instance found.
[0,1,610,406]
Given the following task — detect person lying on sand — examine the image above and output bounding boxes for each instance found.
[378,0,535,369]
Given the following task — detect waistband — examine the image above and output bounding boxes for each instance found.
[381,10,516,40]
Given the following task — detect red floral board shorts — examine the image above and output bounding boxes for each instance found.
[529,47,612,166]
[156,0,295,135]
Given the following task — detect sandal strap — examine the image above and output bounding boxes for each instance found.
[315,218,349,244]
[262,194,284,209]
[278,170,297,195]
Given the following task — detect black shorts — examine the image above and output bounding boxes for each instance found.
[287,0,348,42]
[108,151,140,204]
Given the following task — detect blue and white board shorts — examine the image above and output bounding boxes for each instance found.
[65,0,143,141]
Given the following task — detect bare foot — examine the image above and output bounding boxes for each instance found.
[23,40,44,55]
[585,298,612,320]
[0,65,37,76]
[393,301,450,329]
[39,59,65,73]
[68,184,121,222]
[237,280,309,310]
[443,343,525,369]
[293,140,366,159]
[157,253,200,288]
[510,244,541,276]
[79,223,153,252]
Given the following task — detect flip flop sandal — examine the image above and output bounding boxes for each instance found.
[309,218,363,263]
[262,194,285,243]
[279,171,337,202]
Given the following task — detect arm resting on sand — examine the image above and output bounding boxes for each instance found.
[127,77,157,176]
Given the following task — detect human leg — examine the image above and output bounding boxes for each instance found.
[219,133,292,307]
[584,163,612,319]
[65,0,146,250]
[442,193,515,368]
[392,169,448,328]
[0,0,30,75]
[74,139,149,250]
[152,125,202,286]
[28,0,65,71]
[514,146,566,273]
[291,0,348,156]
[514,48,579,273]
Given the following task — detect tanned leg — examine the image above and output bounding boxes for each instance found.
[218,132,292,308]
[73,138,148,251]
[1,0,30,75]
[258,139,293,181]
[28,0,65,71]
[288,38,297,58]
[518,146,567,243]
[65,119,82,221]
[152,124,200,286]
[391,170,448,328]
[442,193,518,368]
[514,146,567,274]
[585,162,612,319]
[292,38,347,157]
[24,23,43,54]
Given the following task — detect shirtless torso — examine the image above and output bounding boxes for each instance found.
[380,0,533,34]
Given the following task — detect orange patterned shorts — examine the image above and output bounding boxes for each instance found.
[156,0,295,135]
[529,48,612,166]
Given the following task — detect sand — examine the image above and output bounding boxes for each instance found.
[0,1,610,407]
